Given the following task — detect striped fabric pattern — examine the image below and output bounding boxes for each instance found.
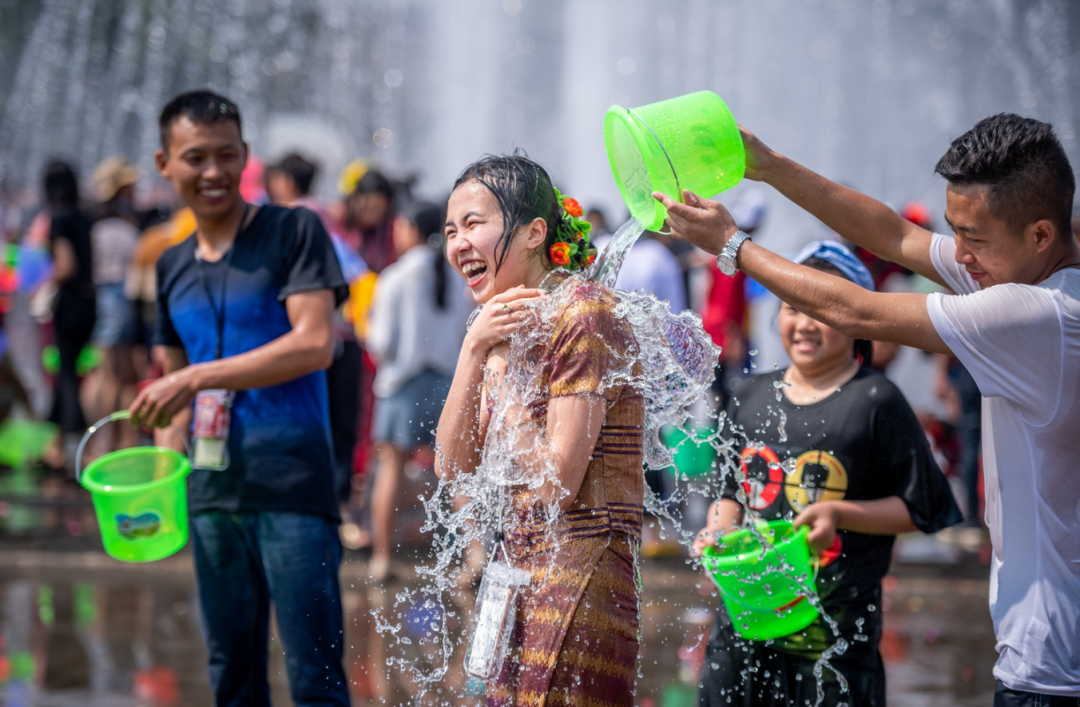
[488,283,645,707]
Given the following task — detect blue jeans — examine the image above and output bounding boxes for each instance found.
[191,511,350,707]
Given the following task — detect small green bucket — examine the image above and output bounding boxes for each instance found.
[0,419,58,468]
[663,425,716,479]
[701,520,819,641]
[604,91,745,231]
[76,412,192,563]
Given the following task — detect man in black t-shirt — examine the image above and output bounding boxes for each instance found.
[129,92,350,706]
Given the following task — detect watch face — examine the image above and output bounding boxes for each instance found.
[717,255,736,277]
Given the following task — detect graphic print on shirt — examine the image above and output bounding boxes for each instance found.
[739,445,849,514]
[738,445,783,510]
[786,450,848,512]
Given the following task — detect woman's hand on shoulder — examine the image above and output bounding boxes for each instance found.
[464,286,543,358]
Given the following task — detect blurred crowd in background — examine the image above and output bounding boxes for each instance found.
[0,149,990,558]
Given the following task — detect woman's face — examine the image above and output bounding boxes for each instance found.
[348,190,391,229]
[392,214,422,257]
[445,179,545,304]
[778,302,855,375]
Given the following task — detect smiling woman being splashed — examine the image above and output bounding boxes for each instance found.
[434,154,642,707]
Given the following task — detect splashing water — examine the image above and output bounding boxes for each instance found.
[378,217,846,703]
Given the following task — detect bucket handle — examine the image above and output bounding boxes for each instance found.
[75,411,193,483]
[627,107,681,235]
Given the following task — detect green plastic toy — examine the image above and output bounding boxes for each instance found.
[604,91,745,231]
[700,519,819,640]
[41,344,101,377]
[0,419,59,468]
[663,425,715,479]
[76,411,192,563]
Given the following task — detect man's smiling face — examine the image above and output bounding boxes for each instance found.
[945,183,1047,289]
[155,115,247,222]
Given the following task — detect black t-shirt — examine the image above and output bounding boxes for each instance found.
[718,368,961,659]
[156,205,348,520]
[49,208,95,300]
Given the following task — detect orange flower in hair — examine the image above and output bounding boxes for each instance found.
[562,196,584,218]
[549,242,572,266]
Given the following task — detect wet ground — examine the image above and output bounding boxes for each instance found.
[0,529,996,707]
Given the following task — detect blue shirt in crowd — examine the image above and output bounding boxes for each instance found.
[155,205,348,521]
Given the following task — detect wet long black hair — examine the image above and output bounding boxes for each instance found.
[452,152,563,275]
[799,256,874,369]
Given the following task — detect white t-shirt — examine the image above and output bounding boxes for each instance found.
[366,245,474,398]
[926,232,1080,696]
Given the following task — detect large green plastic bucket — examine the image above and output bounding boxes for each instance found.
[604,91,745,231]
[701,520,819,640]
[76,412,191,563]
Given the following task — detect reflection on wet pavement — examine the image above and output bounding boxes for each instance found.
[0,541,996,706]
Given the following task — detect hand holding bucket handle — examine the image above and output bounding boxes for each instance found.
[75,411,192,483]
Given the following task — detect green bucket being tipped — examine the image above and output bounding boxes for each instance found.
[700,519,819,641]
[77,412,191,563]
[604,91,745,232]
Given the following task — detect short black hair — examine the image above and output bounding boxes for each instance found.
[352,170,394,199]
[43,160,79,209]
[935,113,1076,240]
[277,152,318,196]
[159,90,242,151]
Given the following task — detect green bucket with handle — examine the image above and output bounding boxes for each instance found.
[76,411,192,563]
[700,519,819,640]
[604,90,745,231]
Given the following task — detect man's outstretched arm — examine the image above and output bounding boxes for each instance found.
[740,127,945,286]
[655,191,952,355]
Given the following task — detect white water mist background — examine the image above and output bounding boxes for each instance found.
[1,0,1078,371]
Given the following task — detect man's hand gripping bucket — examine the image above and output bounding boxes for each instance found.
[76,411,193,563]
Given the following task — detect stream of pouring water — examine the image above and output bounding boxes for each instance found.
[376,218,847,705]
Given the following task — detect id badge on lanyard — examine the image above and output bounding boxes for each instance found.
[193,205,247,471]
[193,389,234,470]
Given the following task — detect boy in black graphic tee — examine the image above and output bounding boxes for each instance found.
[694,242,961,707]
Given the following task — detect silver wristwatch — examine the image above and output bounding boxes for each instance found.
[716,231,750,277]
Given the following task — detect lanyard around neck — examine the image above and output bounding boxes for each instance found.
[195,205,250,360]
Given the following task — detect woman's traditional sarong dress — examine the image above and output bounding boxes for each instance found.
[489,283,645,707]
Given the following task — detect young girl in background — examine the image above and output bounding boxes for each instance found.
[366,202,472,581]
[693,241,961,707]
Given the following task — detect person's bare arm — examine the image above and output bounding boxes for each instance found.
[130,289,336,428]
[739,127,944,285]
[691,498,745,557]
[51,237,76,283]
[433,287,542,481]
[655,191,952,354]
[151,347,192,452]
[530,394,606,511]
[794,496,917,554]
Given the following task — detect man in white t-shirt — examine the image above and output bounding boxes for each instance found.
[655,113,1080,705]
